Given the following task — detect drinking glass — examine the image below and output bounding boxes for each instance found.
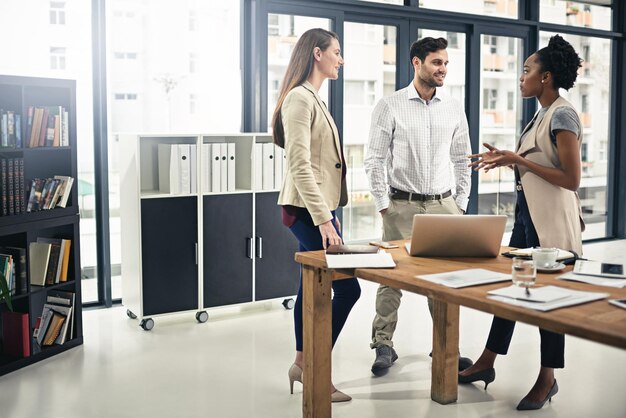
[512,257,536,295]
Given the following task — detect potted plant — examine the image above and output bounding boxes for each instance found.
[0,271,13,311]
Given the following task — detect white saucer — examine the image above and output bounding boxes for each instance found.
[537,262,566,273]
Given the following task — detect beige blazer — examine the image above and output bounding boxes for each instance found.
[277,81,348,226]
[517,96,585,255]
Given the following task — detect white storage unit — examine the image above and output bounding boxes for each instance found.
[120,133,298,330]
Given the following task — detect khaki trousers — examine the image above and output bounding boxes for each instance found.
[371,195,461,348]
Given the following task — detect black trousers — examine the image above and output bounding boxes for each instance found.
[485,191,565,368]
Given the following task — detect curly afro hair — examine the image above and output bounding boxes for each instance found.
[535,34,583,91]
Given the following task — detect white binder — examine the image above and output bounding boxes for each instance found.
[157,143,180,194]
[262,142,275,190]
[220,143,228,193]
[211,143,221,193]
[227,143,236,192]
[254,143,263,191]
[178,144,191,194]
[201,143,211,193]
[190,144,197,194]
[274,145,284,190]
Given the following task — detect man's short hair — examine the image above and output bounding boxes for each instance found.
[410,37,448,63]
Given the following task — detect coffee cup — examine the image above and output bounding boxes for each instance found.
[532,248,559,269]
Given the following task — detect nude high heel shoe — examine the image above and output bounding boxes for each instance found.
[331,389,352,402]
[288,364,303,394]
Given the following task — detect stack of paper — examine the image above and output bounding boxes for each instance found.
[488,285,608,311]
[558,271,626,288]
[325,251,395,269]
[416,268,511,288]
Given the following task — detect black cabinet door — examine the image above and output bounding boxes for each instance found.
[141,197,198,315]
[203,194,253,307]
[254,192,299,301]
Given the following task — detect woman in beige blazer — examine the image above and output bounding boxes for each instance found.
[461,35,584,411]
[272,28,360,403]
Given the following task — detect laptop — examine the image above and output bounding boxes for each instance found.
[405,214,507,257]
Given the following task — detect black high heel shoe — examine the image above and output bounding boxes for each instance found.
[458,367,496,390]
[516,380,558,410]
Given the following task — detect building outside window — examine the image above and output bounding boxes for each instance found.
[50,1,66,25]
[50,47,66,70]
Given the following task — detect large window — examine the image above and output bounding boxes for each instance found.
[420,0,518,19]
[0,0,96,304]
[477,35,523,232]
[540,32,612,239]
[267,14,331,127]
[106,0,242,302]
[540,0,612,31]
[342,22,396,243]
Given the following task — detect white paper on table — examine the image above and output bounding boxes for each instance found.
[557,271,626,288]
[488,286,608,312]
[416,268,511,288]
[488,285,572,303]
[325,251,396,269]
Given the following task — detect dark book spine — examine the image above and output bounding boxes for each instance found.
[19,159,25,213]
[7,159,14,215]
[25,106,33,148]
[15,114,22,148]
[13,158,20,214]
[1,159,7,216]
[44,244,61,286]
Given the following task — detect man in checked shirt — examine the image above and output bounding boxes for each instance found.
[364,37,473,376]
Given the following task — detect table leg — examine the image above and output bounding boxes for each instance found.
[302,265,333,418]
[431,298,460,404]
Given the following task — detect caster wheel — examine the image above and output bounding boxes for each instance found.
[126,309,137,319]
[282,298,295,310]
[140,318,154,331]
[196,311,209,323]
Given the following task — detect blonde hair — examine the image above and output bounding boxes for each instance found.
[271,28,338,148]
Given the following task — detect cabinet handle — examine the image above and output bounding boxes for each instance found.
[256,236,263,259]
[246,237,253,259]
[195,242,198,265]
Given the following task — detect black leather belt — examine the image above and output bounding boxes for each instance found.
[389,187,452,201]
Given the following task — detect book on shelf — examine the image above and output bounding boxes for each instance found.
[35,295,74,346]
[36,238,63,285]
[46,290,75,342]
[42,311,66,346]
[53,175,74,208]
[1,311,30,357]
[29,241,51,286]
[26,106,68,148]
[0,110,22,148]
[0,253,14,296]
[58,239,71,282]
[36,306,67,347]
[25,175,73,212]
[0,246,26,295]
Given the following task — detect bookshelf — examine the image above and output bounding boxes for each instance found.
[120,134,299,330]
[0,75,82,376]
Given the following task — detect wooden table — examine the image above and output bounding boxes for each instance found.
[295,244,626,418]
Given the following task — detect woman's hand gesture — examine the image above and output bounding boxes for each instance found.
[468,143,520,173]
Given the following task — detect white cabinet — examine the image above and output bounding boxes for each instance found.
[120,134,299,330]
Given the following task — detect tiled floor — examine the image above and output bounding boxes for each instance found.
[1,240,624,418]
